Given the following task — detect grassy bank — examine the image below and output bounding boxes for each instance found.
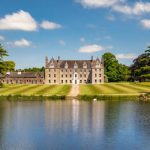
[0,82,149,100]
[79,82,150,101]
[0,84,71,97]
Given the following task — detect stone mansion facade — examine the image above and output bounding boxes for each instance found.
[45,56,104,84]
[0,56,104,84]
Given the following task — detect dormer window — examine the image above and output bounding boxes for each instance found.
[65,62,68,69]
[83,62,87,69]
[50,63,54,68]
[74,62,78,69]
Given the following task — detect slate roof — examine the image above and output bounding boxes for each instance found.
[46,58,102,69]
[0,72,44,78]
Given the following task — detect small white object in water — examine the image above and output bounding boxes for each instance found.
[93,98,97,101]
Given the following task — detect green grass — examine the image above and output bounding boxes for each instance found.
[0,84,71,96]
[0,83,149,100]
[79,82,150,95]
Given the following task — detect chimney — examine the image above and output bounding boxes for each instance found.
[45,56,48,67]
[57,56,60,62]
[17,71,21,75]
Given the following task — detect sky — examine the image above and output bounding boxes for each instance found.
[0,0,150,69]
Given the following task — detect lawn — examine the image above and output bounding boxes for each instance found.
[0,84,71,96]
[79,82,150,95]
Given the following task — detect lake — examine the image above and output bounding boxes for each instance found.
[0,100,150,150]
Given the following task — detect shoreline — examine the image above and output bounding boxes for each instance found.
[0,93,149,101]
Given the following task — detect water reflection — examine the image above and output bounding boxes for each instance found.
[0,100,150,150]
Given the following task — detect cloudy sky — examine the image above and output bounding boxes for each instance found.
[0,0,150,68]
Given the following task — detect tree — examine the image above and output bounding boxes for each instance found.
[0,44,8,75]
[102,52,130,82]
[0,44,16,87]
[17,67,44,72]
[4,61,15,72]
[130,46,150,81]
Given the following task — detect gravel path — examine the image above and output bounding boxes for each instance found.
[68,84,79,97]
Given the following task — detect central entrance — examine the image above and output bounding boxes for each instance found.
[75,80,77,84]
[72,72,79,84]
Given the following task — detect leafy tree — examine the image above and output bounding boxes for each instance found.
[0,44,16,87]
[17,67,44,72]
[130,46,150,81]
[102,52,130,82]
[4,61,15,71]
[0,44,8,75]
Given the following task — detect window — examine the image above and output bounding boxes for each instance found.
[49,74,51,77]
[66,75,67,77]
[99,74,101,77]
[84,74,86,78]
[54,74,56,77]
[70,80,72,83]
[95,69,97,71]
[99,79,101,82]
[80,80,82,83]
[95,79,97,83]
[61,80,63,83]
[61,74,63,78]
[49,80,51,83]
[54,80,56,83]
[84,80,86,83]
[66,80,67,83]
[95,74,97,77]
[49,69,51,72]
[88,80,90,83]
[75,74,77,77]
[70,74,72,78]
[54,69,56,72]
[80,74,82,77]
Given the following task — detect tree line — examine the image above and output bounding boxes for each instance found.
[102,46,150,82]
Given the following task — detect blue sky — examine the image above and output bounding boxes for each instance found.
[0,0,150,69]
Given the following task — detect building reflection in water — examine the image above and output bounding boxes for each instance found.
[44,100,105,139]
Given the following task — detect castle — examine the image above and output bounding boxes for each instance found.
[0,56,104,84]
[45,56,104,84]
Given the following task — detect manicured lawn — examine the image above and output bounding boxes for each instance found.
[79,82,150,95]
[0,84,71,96]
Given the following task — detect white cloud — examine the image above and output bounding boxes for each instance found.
[80,37,85,42]
[141,19,150,29]
[78,44,104,53]
[76,0,120,8]
[0,35,5,41]
[59,40,66,46]
[116,53,136,59]
[40,21,62,30]
[0,10,37,31]
[13,38,31,47]
[113,2,150,15]
[77,1,150,17]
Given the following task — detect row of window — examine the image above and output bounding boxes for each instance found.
[2,80,43,84]
[48,79,102,83]
[49,74,102,78]
[49,69,101,72]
